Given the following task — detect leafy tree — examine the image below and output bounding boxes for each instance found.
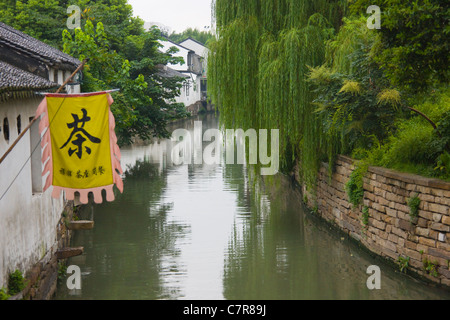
[0,0,145,49]
[0,0,66,47]
[168,27,213,45]
[63,20,188,145]
[2,0,189,144]
[349,0,450,92]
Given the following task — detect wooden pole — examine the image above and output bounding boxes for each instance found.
[0,58,88,165]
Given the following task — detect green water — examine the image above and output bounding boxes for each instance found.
[54,114,450,300]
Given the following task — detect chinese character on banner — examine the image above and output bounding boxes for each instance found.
[36,91,123,204]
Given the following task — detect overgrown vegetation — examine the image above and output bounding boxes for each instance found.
[408,194,421,223]
[398,256,410,274]
[8,270,27,296]
[0,287,10,300]
[361,206,369,227]
[345,163,367,207]
[0,0,190,145]
[208,0,348,189]
[167,27,213,45]
[58,261,68,281]
[208,0,450,187]
[423,259,439,278]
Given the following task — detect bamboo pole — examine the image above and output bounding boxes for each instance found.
[0,58,88,165]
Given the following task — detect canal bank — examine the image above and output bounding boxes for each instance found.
[54,114,450,299]
[3,200,77,300]
[297,155,450,289]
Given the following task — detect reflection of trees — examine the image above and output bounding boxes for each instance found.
[222,171,450,300]
[59,158,189,300]
[222,171,315,299]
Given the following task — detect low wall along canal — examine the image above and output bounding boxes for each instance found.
[53,114,450,299]
[300,155,450,287]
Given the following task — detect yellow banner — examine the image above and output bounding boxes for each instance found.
[47,93,113,189]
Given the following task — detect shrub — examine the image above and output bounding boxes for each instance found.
[346,163,367,207]
[8,270,27,296]
[407,194,421,222]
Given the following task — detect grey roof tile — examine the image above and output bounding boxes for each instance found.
[0,60,57,92]
[0,22,80,68]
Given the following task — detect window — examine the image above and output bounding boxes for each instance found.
[201,79,207,93]
[187,53,192,70]
[185,81,190,96]
[53,69,58,84]
[17,115,21,134]
[3,117,9,142]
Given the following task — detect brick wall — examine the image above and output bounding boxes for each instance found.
[301,155,450,287]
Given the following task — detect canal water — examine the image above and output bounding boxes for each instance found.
[55,114,450,300]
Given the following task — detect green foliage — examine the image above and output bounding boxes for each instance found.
[310,14,450,181]
[0,0,144,50]
[0,0,66,48]
[361,206,369,226]
[368,89,450,180]
[407,194,421,222]
[210,0,449,190]
[209,0,348,188]
[57,262,67,281]
[345,163,367,207]
[8,270,27,296]
[62,21,188,145]
[168,27,213,45]
[423,259,439,278]
[398,256,410,273]
[435,152,450,175]
[349,0,449,92]
[309,17,400,170]
[3,0,188,145]
[0,287,11,300]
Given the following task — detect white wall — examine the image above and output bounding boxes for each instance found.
[158,40,204,108]
[173,73,202,107]
[159,39,190,72]
[0,97,65,288]
[48,68,81,94]
[178,39,209,77]
[178,39,208,58]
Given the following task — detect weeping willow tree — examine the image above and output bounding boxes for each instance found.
[208,0,347,188]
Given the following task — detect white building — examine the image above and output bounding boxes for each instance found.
[0,22,81,291]
[158,37,209,111]
[178,38,209,101]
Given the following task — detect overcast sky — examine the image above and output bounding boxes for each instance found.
[128,0,213,34]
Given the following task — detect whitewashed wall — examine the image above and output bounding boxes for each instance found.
[159,39,191,72]
[0,97,66,288]
[178,39,209,77]
[173,74,202,107]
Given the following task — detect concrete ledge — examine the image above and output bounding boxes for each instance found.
[56,247,84,260]
[67,220,94,230]
[368,166,450,191]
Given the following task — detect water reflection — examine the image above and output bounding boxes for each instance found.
[55,114,450,300]
[223,172,450,299]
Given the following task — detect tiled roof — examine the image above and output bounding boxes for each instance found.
[156,64,190,79]
[0,22,80,68]
[0,61,57,102]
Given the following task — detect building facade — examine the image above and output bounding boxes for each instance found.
[158,37,210,112]
[0,22,80,292]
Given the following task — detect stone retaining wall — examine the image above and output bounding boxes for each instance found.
[8,201,74,300]
[301,155,450,287]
